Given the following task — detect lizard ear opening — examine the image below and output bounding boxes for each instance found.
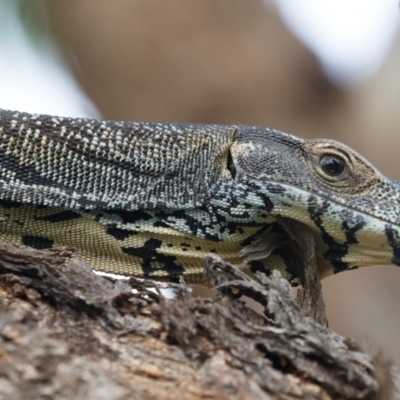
[227,149,237,180]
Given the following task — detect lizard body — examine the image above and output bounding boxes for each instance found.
[0,109,399,284]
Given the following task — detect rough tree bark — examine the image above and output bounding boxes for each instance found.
[0,240,398,399]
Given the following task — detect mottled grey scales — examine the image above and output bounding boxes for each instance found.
[0,109,400,284]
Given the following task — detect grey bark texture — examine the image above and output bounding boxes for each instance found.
[0,241,398,400]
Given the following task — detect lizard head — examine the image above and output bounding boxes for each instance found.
[228,126,400,279]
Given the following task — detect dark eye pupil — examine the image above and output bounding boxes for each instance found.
[321,156,345,176]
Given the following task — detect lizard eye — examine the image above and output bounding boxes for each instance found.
[304,139,379,192]
[320,155,345,177]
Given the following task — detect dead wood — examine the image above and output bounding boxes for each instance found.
[0,241,397,400]
[276,217,328,327]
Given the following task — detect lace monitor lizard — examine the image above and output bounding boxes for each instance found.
[0,109,399,285]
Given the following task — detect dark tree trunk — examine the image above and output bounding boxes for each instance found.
[0,242,397,399]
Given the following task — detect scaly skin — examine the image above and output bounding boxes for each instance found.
[0,109,399,284]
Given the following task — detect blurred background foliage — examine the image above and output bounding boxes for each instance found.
[0,0,399,367]
[17,0,49,45]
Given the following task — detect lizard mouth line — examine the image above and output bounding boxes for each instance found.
[264,180,400,230]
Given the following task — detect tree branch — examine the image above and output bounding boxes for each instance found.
[0,242,397,399]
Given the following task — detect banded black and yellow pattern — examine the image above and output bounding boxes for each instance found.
[0,109,399,284]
